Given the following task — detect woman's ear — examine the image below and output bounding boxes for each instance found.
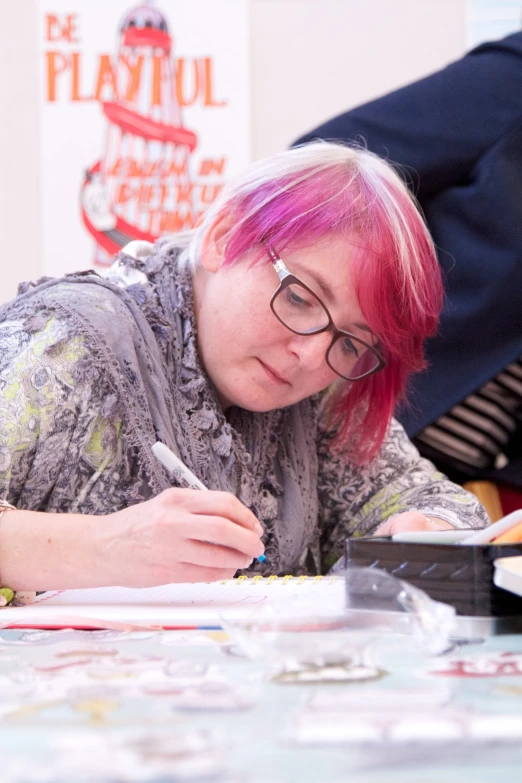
[200,213,232,273]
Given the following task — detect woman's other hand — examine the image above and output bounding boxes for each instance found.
[100,489,265,586]
[373,511,454,537]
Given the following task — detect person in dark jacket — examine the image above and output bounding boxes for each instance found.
[295,32,522,487]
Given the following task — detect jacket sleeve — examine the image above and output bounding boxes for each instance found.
[0,315,122,512]
[317,417,489,571]
[295,34,522,199]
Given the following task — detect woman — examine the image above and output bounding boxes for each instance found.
[0,142,487,603]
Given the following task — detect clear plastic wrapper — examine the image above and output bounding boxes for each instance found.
[343,566,458,655]
[220,567,457,681]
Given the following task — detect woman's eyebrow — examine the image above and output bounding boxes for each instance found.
[291,262,335,301]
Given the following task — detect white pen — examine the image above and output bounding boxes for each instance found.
[459,509,522,546]
[152,441,266,562]
[391,530,472,544]
[152,441,208,491]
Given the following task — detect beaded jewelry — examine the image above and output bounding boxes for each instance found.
[0,500,16,606]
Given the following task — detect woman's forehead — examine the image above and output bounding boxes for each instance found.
[277,234,353,267]
[277,239,355,294]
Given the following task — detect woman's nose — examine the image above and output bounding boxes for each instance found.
[287,331,332,372]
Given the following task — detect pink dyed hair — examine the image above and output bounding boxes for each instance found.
[166,141,443,462]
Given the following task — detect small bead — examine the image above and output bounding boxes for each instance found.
[13,591,37,605]
[0,587,15,605]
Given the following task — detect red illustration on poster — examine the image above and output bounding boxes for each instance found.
[39,0,251,273]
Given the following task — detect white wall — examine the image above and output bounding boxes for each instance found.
[0,1,42,302]
[0,0,469,302]
[251,0,467,157]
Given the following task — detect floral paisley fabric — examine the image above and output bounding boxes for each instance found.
[0,245,488,578]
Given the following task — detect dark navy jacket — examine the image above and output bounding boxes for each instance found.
[295,32,522,472]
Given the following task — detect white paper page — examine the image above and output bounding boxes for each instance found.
[3,578,345,628]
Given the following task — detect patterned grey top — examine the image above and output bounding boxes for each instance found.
[0,245,488,578]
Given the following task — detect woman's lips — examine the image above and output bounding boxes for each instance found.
[257,359,290,385]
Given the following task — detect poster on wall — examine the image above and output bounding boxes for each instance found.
[38,0,251,277]
[467,0,521,48]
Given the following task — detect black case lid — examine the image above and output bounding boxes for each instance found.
[344,538,522,617]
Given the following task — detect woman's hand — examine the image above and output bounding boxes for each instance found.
[373,511,454,537]
[99,489,265,586]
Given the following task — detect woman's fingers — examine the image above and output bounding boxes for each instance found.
[171,564,236,583]
[374,511,454,536]
[180,539,255,570]
[165,489,263,535]
[180,514,265,559]
[373,512,427,536]
[105,488,266,588]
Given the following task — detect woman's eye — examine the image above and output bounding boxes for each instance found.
[341,337,360,357]
[284,287,312,309]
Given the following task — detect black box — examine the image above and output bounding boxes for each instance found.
[344,538,522,617]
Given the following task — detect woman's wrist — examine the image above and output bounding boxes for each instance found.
[0,500,17,604]
[0,508,110,592]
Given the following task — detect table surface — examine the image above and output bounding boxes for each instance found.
[2,626,522,782]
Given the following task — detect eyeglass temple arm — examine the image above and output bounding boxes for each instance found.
[267,247,292,282]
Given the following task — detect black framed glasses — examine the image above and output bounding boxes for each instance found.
[267,247,386,381]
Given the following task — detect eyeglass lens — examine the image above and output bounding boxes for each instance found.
[272,282,380,380]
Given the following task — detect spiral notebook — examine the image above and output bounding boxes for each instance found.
[0,576,344,630]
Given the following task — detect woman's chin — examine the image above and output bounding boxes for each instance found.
[219,384,294,414]
[229,395,286,414]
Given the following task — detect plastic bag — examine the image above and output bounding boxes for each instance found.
[220,568,457,681]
